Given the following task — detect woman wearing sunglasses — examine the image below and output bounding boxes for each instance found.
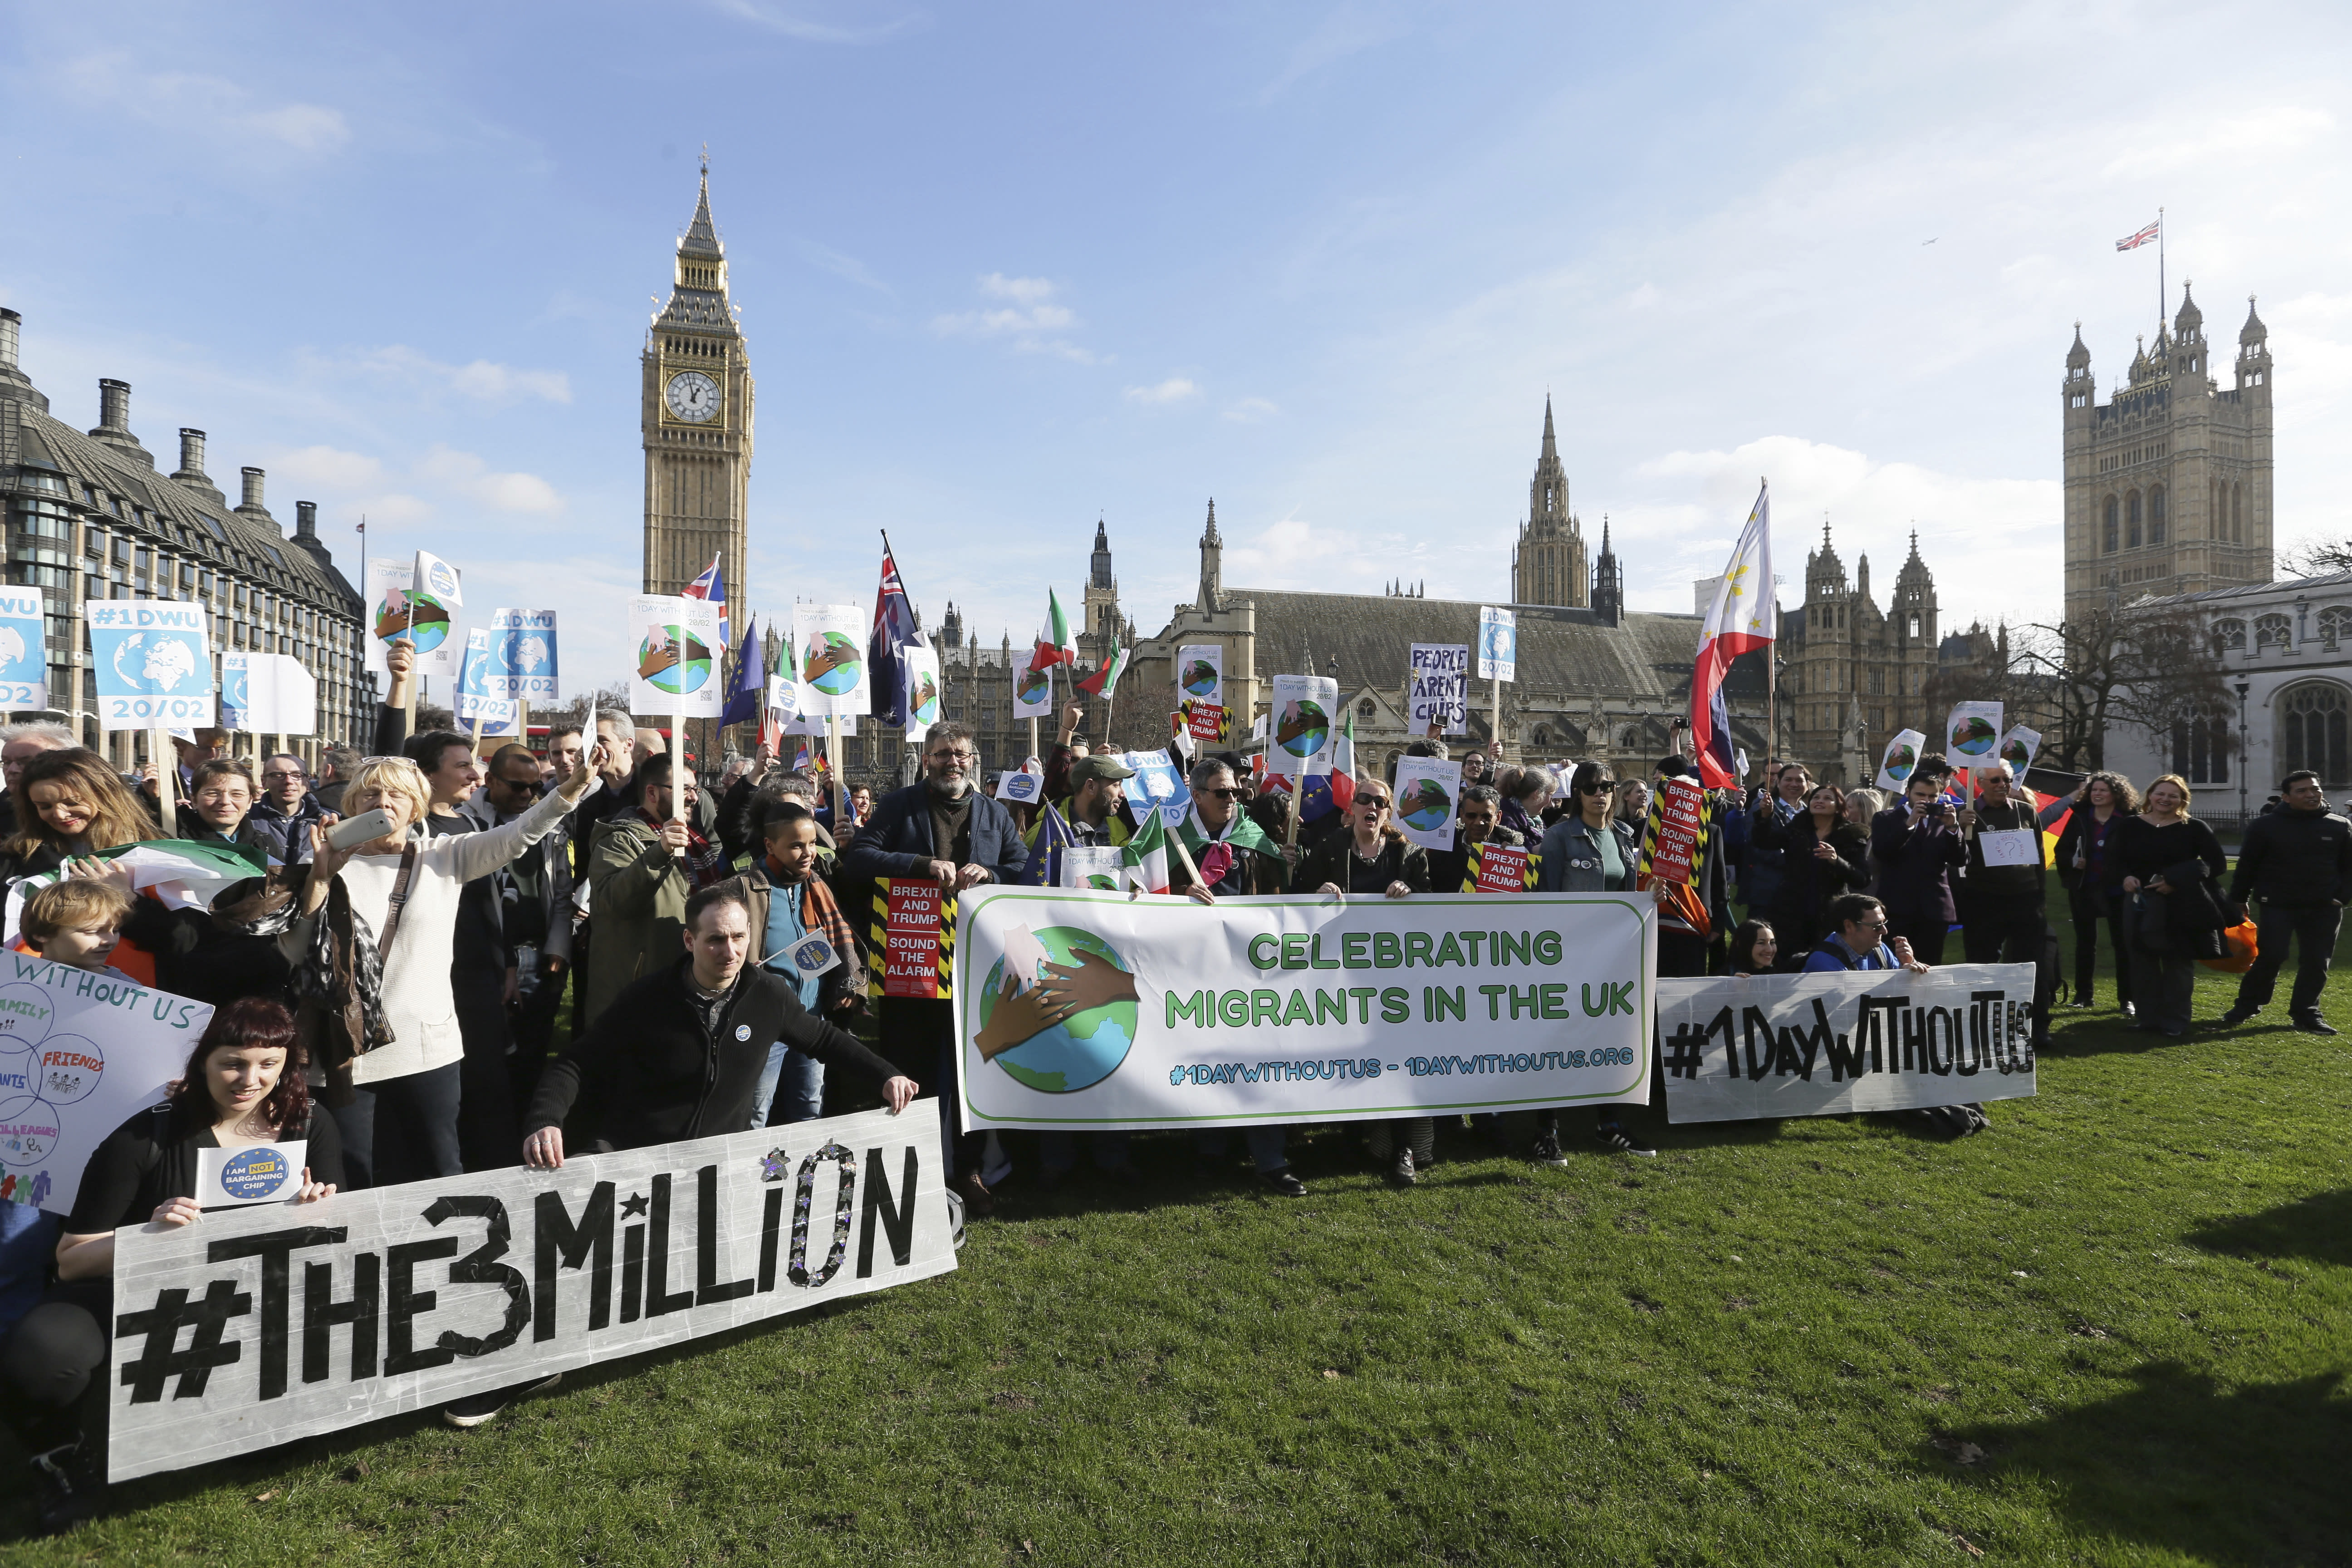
[1294,778,1433,1184]
[1533,760,1655,1161]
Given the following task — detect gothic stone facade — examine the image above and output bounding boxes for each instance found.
[2063,285,2274,621]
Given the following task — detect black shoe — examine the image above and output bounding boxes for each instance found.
[442,1372,563,1429]
[1391,1147,1418,1186]
[30,1442,103,1534]
[2293,1014,2339,1036]
[1257,1169,1307,1197]
[1596,1122,1657,1157]
[1528,1132,1569,1167]
[2217,1006,2259,1029]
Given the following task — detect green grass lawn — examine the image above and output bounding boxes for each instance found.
[7,882,2350,1565]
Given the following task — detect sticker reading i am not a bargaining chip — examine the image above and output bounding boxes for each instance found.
[196,1141,307,1209]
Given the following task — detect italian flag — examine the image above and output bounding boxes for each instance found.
[1330,706,1356,777]
[4,838,272,976]
[1029,588,1077,672]
[1077,631,1127,697]
[1122,806,1171,895]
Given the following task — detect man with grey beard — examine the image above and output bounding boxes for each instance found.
[841,720,1029,1215]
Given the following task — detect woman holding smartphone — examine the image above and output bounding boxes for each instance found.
[285,736,610,1188]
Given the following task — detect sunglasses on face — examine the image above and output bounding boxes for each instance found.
[1581,779,1617,794]
[1359,797,1391,811]
[1202,787,1241,800]
[496,774,544,795]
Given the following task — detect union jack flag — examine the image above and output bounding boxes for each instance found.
[682,554,728,646]
[2116,219,2159,252]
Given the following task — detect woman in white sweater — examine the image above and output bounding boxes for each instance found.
[285,743,608,1186]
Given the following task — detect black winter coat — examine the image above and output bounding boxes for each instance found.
[2229,805,2352,909]
[527,956,899,1151]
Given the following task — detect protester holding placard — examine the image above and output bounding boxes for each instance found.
[0,750,157,886]
[586,750,721,1029]
[2052,773,2141,1016]
[741,801,867,1128]
[1427,784,1526,892]
[1871,772,1967,966]
[1742,762,1812,918]
[462,744,579,1123]
[1749,782,1870,962]
[842,720,1029,1215]
[1954,762,2055,1048]
[1533,761,1653,1161]
[4,999,335,1529]
[287,741,608,1188]
[1295,778,1427,901]
[2116,775,2230,1038]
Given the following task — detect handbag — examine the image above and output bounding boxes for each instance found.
[2127,891,2174,956]
[2200,915,2260,974]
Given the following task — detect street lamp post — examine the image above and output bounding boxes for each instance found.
[2235,677,2251,823]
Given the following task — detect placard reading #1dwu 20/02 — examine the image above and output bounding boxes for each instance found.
[1655,965,2038,1124]
[952,888,1656,1130]
[105,1105,956,1483]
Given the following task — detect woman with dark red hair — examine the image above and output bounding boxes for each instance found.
[0,999,339,1529]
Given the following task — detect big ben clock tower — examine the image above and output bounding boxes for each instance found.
[642,158,753,602]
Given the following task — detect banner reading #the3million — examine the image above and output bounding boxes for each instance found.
[953,888,1656,1129]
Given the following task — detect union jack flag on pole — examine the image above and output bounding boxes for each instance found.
[2116,218,2160,252]
[682,554,728,647]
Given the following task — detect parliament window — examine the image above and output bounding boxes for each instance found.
[2170,711,2230,786]
[2102,495,2118,553]
[2279,683,2350,784]
[2149,485,2166,544]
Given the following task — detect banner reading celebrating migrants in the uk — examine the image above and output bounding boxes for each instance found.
[105,1105,956,1483]
[952,887,1655,1129]
[1655,966,2038,1123]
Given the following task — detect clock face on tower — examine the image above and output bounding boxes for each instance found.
[665,370,720,424]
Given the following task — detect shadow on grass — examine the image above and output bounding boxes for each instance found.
[1956,1362,2352,1567]
[2185,1189,2352,1269]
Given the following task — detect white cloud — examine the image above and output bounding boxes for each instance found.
[1223,397,1281,423]
[932,275,1095,362]
[413,446,565,516]
[1126,377,1200,405]
[1223,510,1429,590]
[798,241,892,293]
[263,445,386,491]
[59,54,349,158]
[353,346,572,404]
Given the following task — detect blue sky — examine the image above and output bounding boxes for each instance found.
[5,1,2349,697]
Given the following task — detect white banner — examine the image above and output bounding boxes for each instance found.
[953,887,1654,1131]
[903,645,942,735]
[1945,701,2003,769]
[630,595,725,720]
[106,1104,956,1482]
[1997,725,2042,776]
[489,609,559,702]
[0,956,214,1216]
[1876,728,1926,791]
[1177,644,1223,706]
[1392,756,1461,852]
[220,653,317,737]
[1407,643,1470,736]
[84,599,214,731]
[1656,965,2038,1124]
[1478,606,1517,683]
[455,630,520,735]
[1012,661,1054,720]
[793,604,871,719]
[1265,676,1338,777]
[0,587,46,709]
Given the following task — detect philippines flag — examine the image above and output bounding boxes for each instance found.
[868,538,930,728]
[682,554,728,647]
[1689,482,1775,790]
[2116,219,2160,252]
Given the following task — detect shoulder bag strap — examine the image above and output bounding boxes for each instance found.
[376,841,422,958]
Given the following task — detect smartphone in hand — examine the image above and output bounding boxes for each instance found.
[324,807,398,851]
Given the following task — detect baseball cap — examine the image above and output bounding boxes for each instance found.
[1070,754,1136,784]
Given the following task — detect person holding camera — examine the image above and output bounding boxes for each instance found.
[1871,769,1966,966]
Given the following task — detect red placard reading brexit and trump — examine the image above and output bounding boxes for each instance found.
[1639,777,1708,887]
[869,880,953,1000]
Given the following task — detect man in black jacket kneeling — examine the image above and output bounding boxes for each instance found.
[433,882,918,1433]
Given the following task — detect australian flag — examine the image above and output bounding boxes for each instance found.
[1019,802,1074,887]
[719,615,764,729]
[868,538,930,728]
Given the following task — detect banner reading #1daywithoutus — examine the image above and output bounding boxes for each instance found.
[952,887,1656,1130]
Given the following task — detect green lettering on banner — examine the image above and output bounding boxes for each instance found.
[1373,932,1403,969]
[1220,990,1250,1027]
[1281,935,1309,970]
[1461,931,1487,965]
[1342,933,1371,969]
[1480,983,1509,1020]
[1309,936,1341,970]
[1497,931,1531,967]
[1379,986,1411,1023]
[1403,931,1434,968]
[1316,989,1349,1025]
[1251,990,1283,1027]
[1534,931,1563,965]
[1169,992,1208,1029]
[1540,982,1570,1019]
[1583,982,1611,1017]
[1509,985,1541,1020]
[1348,986,1379,1022]
[1433,932,1464,967]
[1426,986,1466,1022]
[1249,935,1280,970]
[1281,990,1314,1026]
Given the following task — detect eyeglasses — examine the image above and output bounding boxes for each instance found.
[1856,917,1888,932]
[928,750,977,763]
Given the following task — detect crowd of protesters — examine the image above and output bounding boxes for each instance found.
[2,656,2347,1529]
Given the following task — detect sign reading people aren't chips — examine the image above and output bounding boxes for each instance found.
[106,1106,956,1481]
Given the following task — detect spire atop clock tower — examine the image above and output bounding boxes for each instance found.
[642,162,754,603]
